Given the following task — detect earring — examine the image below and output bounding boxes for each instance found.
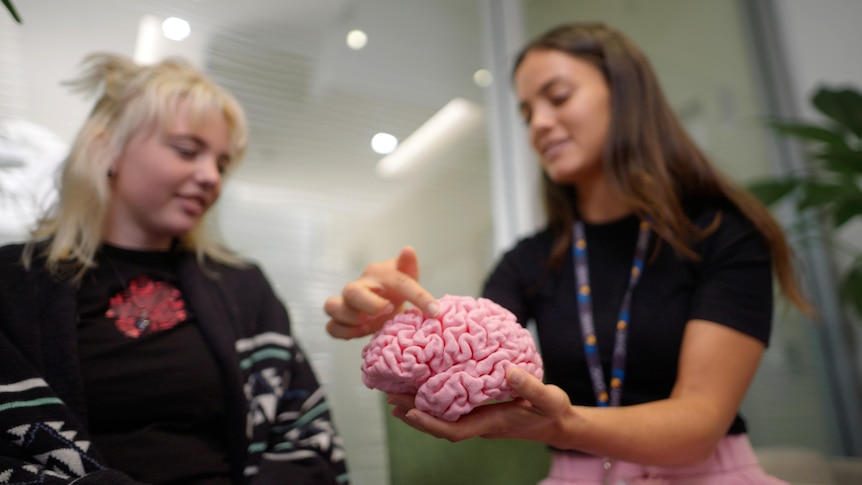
[107,168,113,178]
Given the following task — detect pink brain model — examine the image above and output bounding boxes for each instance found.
[361,294,544,421]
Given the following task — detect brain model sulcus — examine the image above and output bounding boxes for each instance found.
[361,294,544,421]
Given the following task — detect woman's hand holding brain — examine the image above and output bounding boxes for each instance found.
[361,294,544,421]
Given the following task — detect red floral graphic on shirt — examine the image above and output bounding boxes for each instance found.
[106,275,188,338]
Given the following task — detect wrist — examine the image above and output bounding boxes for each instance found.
[545,404,581,450]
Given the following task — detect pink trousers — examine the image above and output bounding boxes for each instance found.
[538,434,789,485]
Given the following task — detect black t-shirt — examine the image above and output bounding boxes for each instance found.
[482,203,773,436]
[77,244,232,484]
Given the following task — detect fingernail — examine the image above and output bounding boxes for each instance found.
[373,303,395,318]
[508,368,524,385]
[405,410,420,423]
[426,302,440,316]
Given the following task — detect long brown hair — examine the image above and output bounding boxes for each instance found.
[513,23,809,313]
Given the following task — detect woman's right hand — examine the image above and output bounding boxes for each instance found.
[324,246,439,339]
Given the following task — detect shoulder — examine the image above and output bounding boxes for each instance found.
[205,256,265,277]
[686,198,766,258]
[502,227,555,260]
[189,256,277,302]
[686,196,748,228]
[486,227,555,287]
[0,242,26,264]
[0,243,47,280]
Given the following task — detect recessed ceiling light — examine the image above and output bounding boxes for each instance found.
[162,17,190,41]
[371,132,398,154]
[473,69,493,88]
[346,29,368,50]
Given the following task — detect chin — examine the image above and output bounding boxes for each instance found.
[546,163,601,186]
[164,219,199,239]
[546,171,580,186]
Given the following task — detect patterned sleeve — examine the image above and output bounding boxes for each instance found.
[236,267,349,485]
[0,331,141,485]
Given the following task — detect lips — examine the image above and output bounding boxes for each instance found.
[177,194,209,215]
[540,138,569,160]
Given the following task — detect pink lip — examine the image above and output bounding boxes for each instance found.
[541,138,569,160]
[177,195,208,215]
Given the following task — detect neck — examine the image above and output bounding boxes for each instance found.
[102,213,174,251]
[102,227,174,252]
[575,178,632,224]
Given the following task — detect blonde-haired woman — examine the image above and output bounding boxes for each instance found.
[0,53,349,484]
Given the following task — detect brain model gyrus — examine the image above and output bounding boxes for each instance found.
[361,294,544,421]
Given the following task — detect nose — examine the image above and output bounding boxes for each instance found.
[530,103,555,128]
[529,105,554,143]
[195,156,222,187]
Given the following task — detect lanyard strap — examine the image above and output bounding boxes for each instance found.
[572,219,650,407]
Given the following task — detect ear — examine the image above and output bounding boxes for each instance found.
[94,130,117,178]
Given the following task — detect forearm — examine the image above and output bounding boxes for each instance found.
[552,397,730,466]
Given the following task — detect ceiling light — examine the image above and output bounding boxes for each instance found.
[162,17,191,41]
[371,133,398,154]
[346,29,368,50]
[473,69,493,88]
[376,98,483,178]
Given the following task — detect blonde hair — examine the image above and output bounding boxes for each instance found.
[26,52,249,276]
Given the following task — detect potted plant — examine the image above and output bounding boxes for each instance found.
[748,86,862,320]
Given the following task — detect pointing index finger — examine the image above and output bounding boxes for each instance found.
[393,246,439,316]
[381,268,439,317]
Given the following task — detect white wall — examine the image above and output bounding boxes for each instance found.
[771,0,862,116]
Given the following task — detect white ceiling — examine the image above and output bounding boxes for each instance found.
[9,0,491,218]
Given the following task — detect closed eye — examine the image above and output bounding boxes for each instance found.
[550,93,570,106]
[173,145,199,159]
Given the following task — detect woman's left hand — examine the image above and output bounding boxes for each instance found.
[387,368,574,446]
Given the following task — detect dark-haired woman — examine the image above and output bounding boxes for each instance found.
[324,23,804,484]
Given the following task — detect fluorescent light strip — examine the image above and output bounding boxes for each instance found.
[134,15,161,64]
[376,97,482,178]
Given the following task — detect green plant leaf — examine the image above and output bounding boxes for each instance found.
[833,195,862,228]
[796,181,847,211]
[812,86,862,139]
[812,145,862,176]
[770,121,848,147]
[747,178,801,206]
[2,0,21,23]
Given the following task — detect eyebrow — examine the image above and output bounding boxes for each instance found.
[166,133,206,145]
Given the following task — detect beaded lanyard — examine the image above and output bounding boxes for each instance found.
[572,219,650,483]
